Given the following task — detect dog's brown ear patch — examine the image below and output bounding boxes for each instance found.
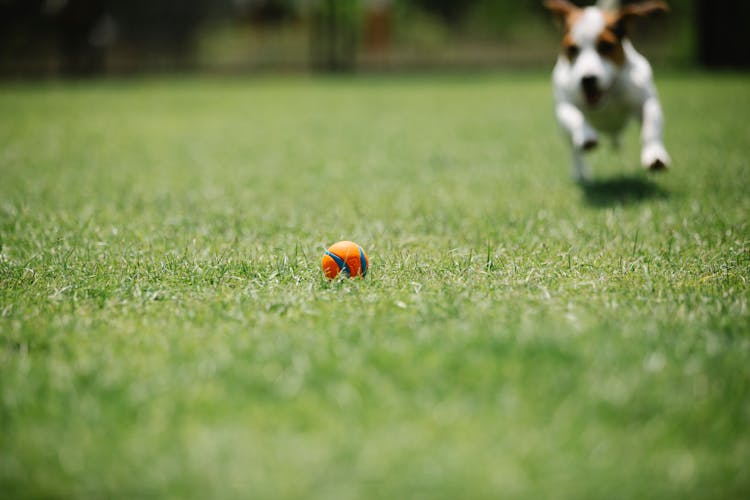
[546,0,583,60]
[620,1,670,19]
[610,1,669,37]
[544,0,582,27]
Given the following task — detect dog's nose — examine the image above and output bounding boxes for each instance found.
[581,75,599,92]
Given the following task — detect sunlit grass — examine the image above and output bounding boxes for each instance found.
[1,73,749,499]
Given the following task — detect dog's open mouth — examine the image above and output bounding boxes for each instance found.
[581,77,604,106]
[583,87,603,106]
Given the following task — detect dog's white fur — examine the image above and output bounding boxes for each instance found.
[547,0,671,181]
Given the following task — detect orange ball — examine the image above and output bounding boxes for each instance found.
[322,241,369,279]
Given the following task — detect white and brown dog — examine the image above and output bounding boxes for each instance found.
[545,0,671,181]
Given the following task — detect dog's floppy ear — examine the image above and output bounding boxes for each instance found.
[620,1,670,19]
[611,1,669,38]
[544,0,581,25]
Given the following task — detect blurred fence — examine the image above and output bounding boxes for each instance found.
[0,0,746,77]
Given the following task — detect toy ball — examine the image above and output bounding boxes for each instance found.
[322,241,369,279]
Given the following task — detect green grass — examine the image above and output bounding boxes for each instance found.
[1,73,749,499]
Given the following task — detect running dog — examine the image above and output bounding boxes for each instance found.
[545,0,671,181]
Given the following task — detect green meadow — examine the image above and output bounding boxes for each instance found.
[1,73,748,499]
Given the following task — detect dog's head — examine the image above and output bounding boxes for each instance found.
[545,0,668,106]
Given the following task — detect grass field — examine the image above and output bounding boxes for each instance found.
[1,73,749,499]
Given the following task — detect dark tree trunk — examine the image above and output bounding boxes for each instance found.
[58,0,108,76]
[696,0,750,68]
[310,0,357,72]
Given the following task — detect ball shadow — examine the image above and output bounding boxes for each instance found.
[580,174,669,207]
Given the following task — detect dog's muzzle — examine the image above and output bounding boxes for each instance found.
[581,75,603,106]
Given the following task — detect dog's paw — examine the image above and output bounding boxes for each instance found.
[582,138,599,152]
[574,127,599,152]
[641,143,671,171]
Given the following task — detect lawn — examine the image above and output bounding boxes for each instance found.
[1,73,748,499]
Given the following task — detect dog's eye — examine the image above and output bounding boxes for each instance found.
[566,44,580,60]
[597,40,616,55]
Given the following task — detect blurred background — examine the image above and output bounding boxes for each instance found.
[0,0,748,78]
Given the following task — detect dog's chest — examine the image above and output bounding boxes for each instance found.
[583,90,634,135]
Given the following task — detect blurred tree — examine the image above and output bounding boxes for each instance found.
[310,0,359,72]
[109,0,209,71]
[0,0,218,75]
[234,0,297,25]
[411,0,478,24]
[363,0,393,53]
[0,0,53,76]
[696,0,750,67]
[57,0,110,75]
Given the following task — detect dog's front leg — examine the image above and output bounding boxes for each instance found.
[555,101,598,181]
[640,96,671,171]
